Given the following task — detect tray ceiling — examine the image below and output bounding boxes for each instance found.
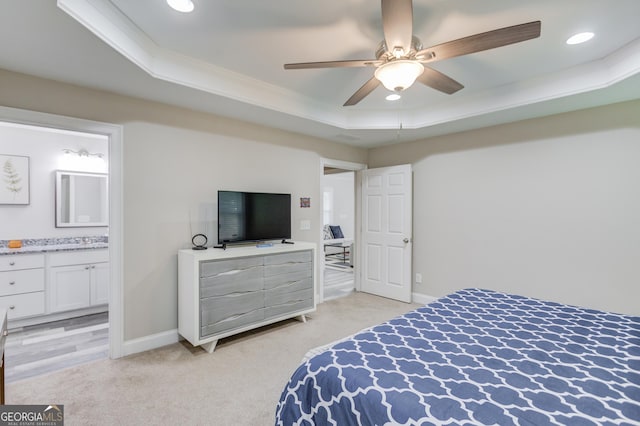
[1,0,639,147]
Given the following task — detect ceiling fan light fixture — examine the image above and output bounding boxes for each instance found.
[566,32,594,45]
[374,60,424,92]
[386,93,401,101]
[167,0,194,13]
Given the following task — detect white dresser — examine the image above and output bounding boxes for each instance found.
[178,242,316,353]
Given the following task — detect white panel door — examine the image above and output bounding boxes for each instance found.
[361,164,412,302]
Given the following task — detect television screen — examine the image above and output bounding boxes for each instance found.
[218,191,291,244]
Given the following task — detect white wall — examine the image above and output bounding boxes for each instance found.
[322,171,354,239]
[369,100,640,315]
[122,122,330,338]
[0,121,108,239]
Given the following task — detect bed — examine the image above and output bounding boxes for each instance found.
[275,288,640,425]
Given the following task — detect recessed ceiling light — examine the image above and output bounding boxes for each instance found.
[566,32,594,45]
[386,93,401,101]
[167,0,194,13]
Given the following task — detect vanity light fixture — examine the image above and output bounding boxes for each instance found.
[167,0,194,13]
[62,148,104,159]
[566,32,594,45]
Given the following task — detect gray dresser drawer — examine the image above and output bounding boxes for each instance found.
[264,261,311,278]
[200,291,264,336]
[200,256,263,277]
[264,269,311,290]
[264,250,312,266]
[264,277,313,305]
[201,308,265,338]
[200,266,263,298]
[265,295,313,320]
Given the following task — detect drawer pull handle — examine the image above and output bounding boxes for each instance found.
[85,266,91,270]
[9,281,15,285]
[9,261,15,266]
[9,305,15,310]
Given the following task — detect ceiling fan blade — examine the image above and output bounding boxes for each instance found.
[285,59,381,70]
[381,0,413,55]
[417,67,464,94]
[344,77,381,106]
[416,21,541,63]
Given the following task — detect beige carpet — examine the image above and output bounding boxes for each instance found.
[7,292,420,425]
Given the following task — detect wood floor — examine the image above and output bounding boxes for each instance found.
[4,312,109,383]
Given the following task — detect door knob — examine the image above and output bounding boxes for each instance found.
[403,238,410,243]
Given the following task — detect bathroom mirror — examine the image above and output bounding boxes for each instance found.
[56,171,108,227]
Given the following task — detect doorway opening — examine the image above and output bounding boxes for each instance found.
[0,106,123,382]
[319,159,366,303]
[322,169,355,300]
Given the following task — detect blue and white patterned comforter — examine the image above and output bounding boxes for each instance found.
[275,288,640,425]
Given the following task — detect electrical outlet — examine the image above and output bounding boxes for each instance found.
[415,273,422,284]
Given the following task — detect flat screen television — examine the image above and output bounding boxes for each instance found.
[218,190,291,244]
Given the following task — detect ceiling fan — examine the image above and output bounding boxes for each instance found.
[284,0,541,106]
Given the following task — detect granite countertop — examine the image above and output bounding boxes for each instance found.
[0,237,108,256]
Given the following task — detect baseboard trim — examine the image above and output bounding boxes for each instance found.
[122,329,180,357]
[412,292,438,305]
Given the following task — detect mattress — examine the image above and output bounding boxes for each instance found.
[275,288,640,425]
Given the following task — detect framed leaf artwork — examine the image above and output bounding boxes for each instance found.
[1,154,30,205]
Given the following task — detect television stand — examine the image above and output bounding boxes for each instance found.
[178,242,317,353]
[281,239,295,244]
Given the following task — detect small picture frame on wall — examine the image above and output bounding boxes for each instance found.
[0,154,30,205]
[300,197,310,208]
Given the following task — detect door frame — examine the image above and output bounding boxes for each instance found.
[318,158,366,303]
[0,106,124,358]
